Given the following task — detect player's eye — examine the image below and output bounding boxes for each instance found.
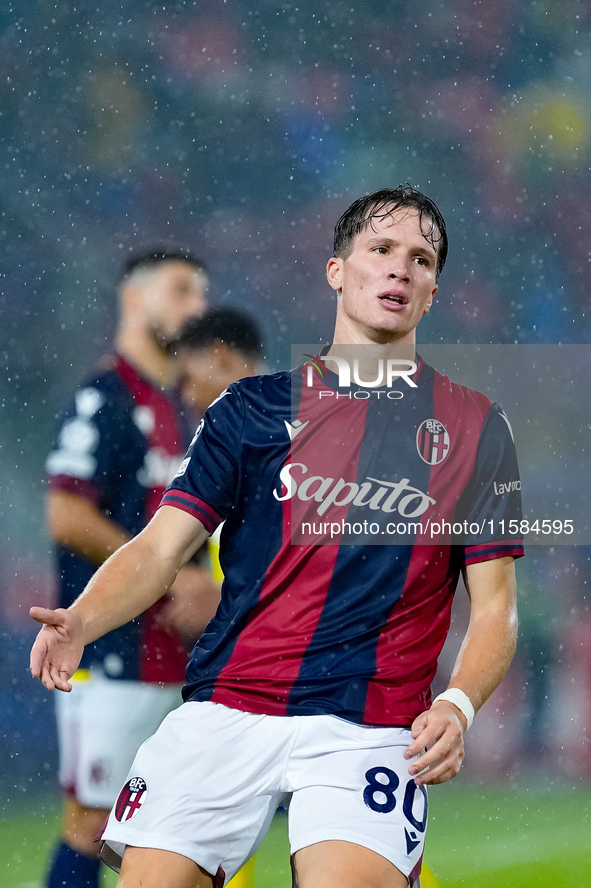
[373,246,388,254]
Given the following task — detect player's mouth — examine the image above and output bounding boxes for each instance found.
[378,291,408,310]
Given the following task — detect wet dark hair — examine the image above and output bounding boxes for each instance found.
[118,249,206,285]
[333,185,448,280]
[176,307,264,360]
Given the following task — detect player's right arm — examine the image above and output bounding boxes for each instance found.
[30,506,209,692]
[47,489,132,565]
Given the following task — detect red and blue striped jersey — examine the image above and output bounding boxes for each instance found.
[162,357,524,726]
[47,354,191,683]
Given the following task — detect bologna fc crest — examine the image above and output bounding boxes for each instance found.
[114,777,148,822]
[416,419,450,466]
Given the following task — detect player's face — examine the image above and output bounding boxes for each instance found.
[327,207,439,345]
[179,346,259,414]
[143,262,208,349]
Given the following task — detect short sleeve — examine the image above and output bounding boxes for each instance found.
[160,386,244,533]
[45,383,124,506]
[456,403,525,564]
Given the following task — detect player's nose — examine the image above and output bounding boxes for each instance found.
[388,254,410,281]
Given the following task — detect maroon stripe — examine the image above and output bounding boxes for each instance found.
[213,866,226,888]
[47,475,101,506]
[467,539,524,551]
[465,543,524,565]
[408,856,424,887]
[160,494,220,534]
[365,543,455,724]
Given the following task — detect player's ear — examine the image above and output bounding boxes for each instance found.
[120,283,146,323]
[326,257,343,293]
[423,285,437,315]
[120,282,144,312]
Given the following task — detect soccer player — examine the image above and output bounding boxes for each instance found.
[31,187,523,888]
[41,249,220,888]
[175,306,265,425]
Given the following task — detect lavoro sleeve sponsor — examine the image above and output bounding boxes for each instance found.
[160,385,244,532]
[455,402,525,564]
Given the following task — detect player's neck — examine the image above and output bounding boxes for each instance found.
[115,328,175,389]
[332,315,416,349]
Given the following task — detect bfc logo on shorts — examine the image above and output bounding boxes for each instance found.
[416,419,450,466]
[114,777,148,822]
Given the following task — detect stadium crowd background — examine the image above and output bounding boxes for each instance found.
[1,0,590,803]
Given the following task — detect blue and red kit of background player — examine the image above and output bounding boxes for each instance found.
[47,354,193,683]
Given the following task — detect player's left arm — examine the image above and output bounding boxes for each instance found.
[404,555,518,785]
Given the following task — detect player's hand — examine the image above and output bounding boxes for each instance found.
[403,700,467,785]
[29,607,85,692]
[157,565,221,643]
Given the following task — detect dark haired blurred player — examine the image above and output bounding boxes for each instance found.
[43,249,220,888]
[33,189,522,888]
[176,307,264,422]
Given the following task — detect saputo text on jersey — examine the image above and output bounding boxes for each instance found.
[273,462,435,518]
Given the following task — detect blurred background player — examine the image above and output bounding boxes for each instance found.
[43,249,221,888]
[175,306,265,426]
[169,306,265,647]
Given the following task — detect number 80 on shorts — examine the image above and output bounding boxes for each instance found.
[363,766,428,832]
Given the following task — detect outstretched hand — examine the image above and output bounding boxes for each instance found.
[404,700,467,785]
[29,607,85,692]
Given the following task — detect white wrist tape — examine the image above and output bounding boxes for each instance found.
[433,688,475,730]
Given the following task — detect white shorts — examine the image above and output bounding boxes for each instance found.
[56,670,183,808]
[100,701,427,886]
